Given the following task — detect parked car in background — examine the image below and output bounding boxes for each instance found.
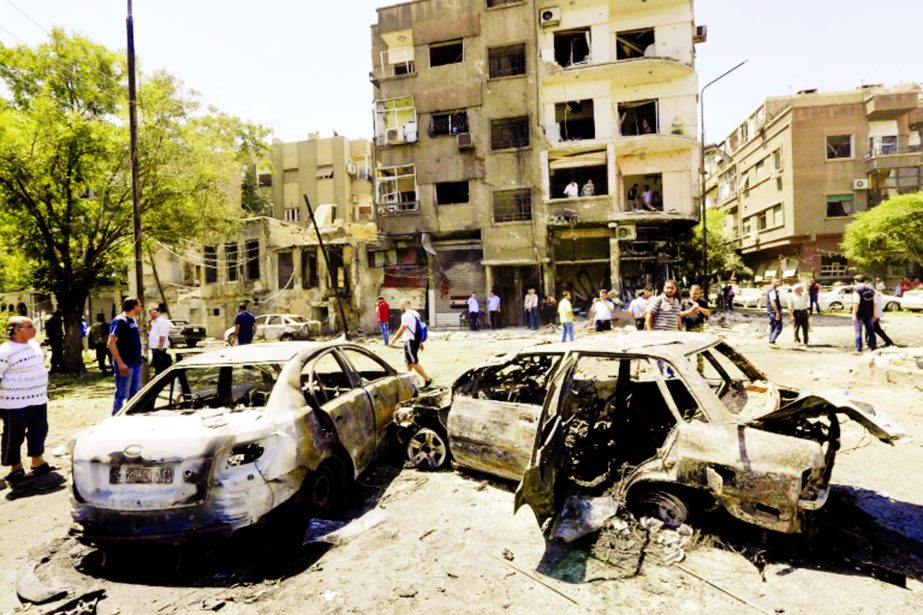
[818,286,901,312]
[70,341,416,545]
[900,289,923,311]
[224,313,321,344]
[733,287,765,308]
[168,319,208,348]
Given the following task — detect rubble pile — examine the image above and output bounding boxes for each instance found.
[590,516,695,578]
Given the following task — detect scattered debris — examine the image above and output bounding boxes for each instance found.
[590,514,695,578]
[502,548,515,561]
[16,561,68,604]
[551,496,620,543]
[303,509,388,546]
[44,589,106,615]
[201,596,232,611]
[491,553,579,606]
[419,529,435,541]
[397,587,418,598]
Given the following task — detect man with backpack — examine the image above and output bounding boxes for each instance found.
[388,298,433,389]
[851,274,878,353]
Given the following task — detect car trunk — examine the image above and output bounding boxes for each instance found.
[71,410,268,512]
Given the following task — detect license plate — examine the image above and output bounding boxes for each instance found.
[109,465,174,485]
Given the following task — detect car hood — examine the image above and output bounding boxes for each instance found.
[72,408,271,462]
[744,390,905,443]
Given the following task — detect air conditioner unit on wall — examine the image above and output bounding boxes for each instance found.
[385,127,404,144]
[346,163,357,175]
[539,7,560,28]
[617,224,637,241]
[456,133,474,149]
[853,178,869,190]
[693,25,708,43]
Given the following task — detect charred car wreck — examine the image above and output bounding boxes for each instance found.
[69,342,415,544]
[397,332,904,534]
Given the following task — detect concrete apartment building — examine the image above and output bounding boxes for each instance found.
[139,134,380,336]
[705,83,922,284]
[371,0,702,325]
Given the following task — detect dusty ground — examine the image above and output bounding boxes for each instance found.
[2,308,922,614]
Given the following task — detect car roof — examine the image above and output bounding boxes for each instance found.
[521,331,720,358]
[178,341,340,366]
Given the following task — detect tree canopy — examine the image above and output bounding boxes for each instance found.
[841,192,923,271]
[0,30,268,372]
[674,207,750,286]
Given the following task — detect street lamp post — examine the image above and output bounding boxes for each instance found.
[699,60,748,294]
[126,0,143,307]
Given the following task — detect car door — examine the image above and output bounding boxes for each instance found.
[251,315,269,340]
[447,353,561,482]
[301,349,377,475]
[338,346,406,440]
[263,315,284,340]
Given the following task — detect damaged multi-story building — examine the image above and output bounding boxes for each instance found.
[704,83,923,284]
[370,0,703,324]
[141,134,381,336]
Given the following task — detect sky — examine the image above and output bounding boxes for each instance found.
[0,0,920,145]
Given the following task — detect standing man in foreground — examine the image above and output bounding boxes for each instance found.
[629,288,651,330]
[646,280,682,331]
[766,280,784,346]
[590,290,615,332]
[376,296,390,345]
[523,288,539,330]
[388,299,432,389]
[108,298,143,415]
[558,291,575,342]
[232,303,257,345]
[787,284,810,346]
[0,317,50,484]
[487,290,501,330]
[466,292,480,331]
[148,306,173,376]
[851,274,878,354]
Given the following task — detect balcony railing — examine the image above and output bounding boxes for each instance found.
[865,144,921,159]
[378,198,419,216]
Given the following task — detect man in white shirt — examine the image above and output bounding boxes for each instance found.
[786,284,810,345]
[629,288,651,330]
[466,292,480,331]
[591,289,615,332]
[641,185,654,210]
[523,288,539,330]
[148,306,173,375]
[487,290,501,329]
[388,299,433,389]
[563,180,579,199]
[0,316,50,484]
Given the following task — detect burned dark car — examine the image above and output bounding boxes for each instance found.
[394,350,563,481]
[69,342,415,544]
[514,332,905,534]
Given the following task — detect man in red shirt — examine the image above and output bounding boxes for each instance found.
[376,296,390,345]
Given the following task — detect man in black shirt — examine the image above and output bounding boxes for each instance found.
[44,310,64,373]
[108,297,143,414]
[679,284,711,332]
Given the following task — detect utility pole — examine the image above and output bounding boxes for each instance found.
[699,59,748,295]
[303,194,350,339]
[127,0,144,309]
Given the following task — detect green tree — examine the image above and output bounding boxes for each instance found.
[841,192,923,270]
[674,208,750,286]
[0,30,267,373]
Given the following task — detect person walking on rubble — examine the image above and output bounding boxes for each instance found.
[388,298,433,389]
[466,292,480,331]
[523,288,539,330]
[870,288,895,348]
[376,296,390,345]
[558,291,575,342]
[148,306,173,376]
[108,298,143,415]
[487,290,501,330]
[787,284,810,346]
[851,274,878,354]
[629,288,651,330]
[0,316,51,485]
[232,303,258,345]
[590,290,615,332]
[766,279,784,346]
[808,278,821,314]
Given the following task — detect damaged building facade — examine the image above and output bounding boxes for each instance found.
[371,0,702,324]
[704,83,923,284]
[140,134,381,336]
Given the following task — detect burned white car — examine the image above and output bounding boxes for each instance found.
[397,332,904,533]
[69,342,415,544]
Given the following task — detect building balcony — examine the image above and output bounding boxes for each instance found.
[541,56,694,88]
[377,199,419,217]
[864,90,919,120]
[613,132,697,155]
[546,195,615,226]
[864,145,921,173]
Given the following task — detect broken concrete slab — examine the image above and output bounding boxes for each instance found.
[16,561,67,604]
[303,509,388,546]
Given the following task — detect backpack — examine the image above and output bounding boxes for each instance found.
[856,285,876,318]
[414,317,428,342]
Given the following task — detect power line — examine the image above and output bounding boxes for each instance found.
[0,24,26,45]
[4,0,50,36]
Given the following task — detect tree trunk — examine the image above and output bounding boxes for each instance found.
[57,290,89,375]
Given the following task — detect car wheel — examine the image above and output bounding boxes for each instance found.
[829,301,843,310]
[885,302,900,312]
[634,489,691,528]
[186,339,198,348]
[280,333,293,341]
[406,428,448,470]
[304,459,344,515]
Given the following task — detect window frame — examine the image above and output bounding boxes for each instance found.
[488,43,527,78]
[490,116,530,151]
[435,180,471,205]
[492,188,533,223]
[429,39,464,68]
[245,239,260,280]
[825,193,855,218]
[826,134,853,160]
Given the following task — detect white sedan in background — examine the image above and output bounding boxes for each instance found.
[733,287,765,308]
[819,286,902,312]
[224,313,320,343]
[900,289,923,312]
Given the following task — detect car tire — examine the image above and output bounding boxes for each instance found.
[406,427,449,470]
[885,302,900,312]
[304,459,345,516]
[186,339,198,348]
[280,333,293,341]
[634,488,691,528]
[828,301,843,310]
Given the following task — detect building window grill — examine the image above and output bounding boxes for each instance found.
[245,240,260,280]
[225,244,239,281]
[491,116,529,150]
[204,246,218,284]
[493,189,532,222]
[489,44,526,78]
[429,111,469,136]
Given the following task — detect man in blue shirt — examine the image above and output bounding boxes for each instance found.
[233,303,257,345]
[108,297,143,415]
